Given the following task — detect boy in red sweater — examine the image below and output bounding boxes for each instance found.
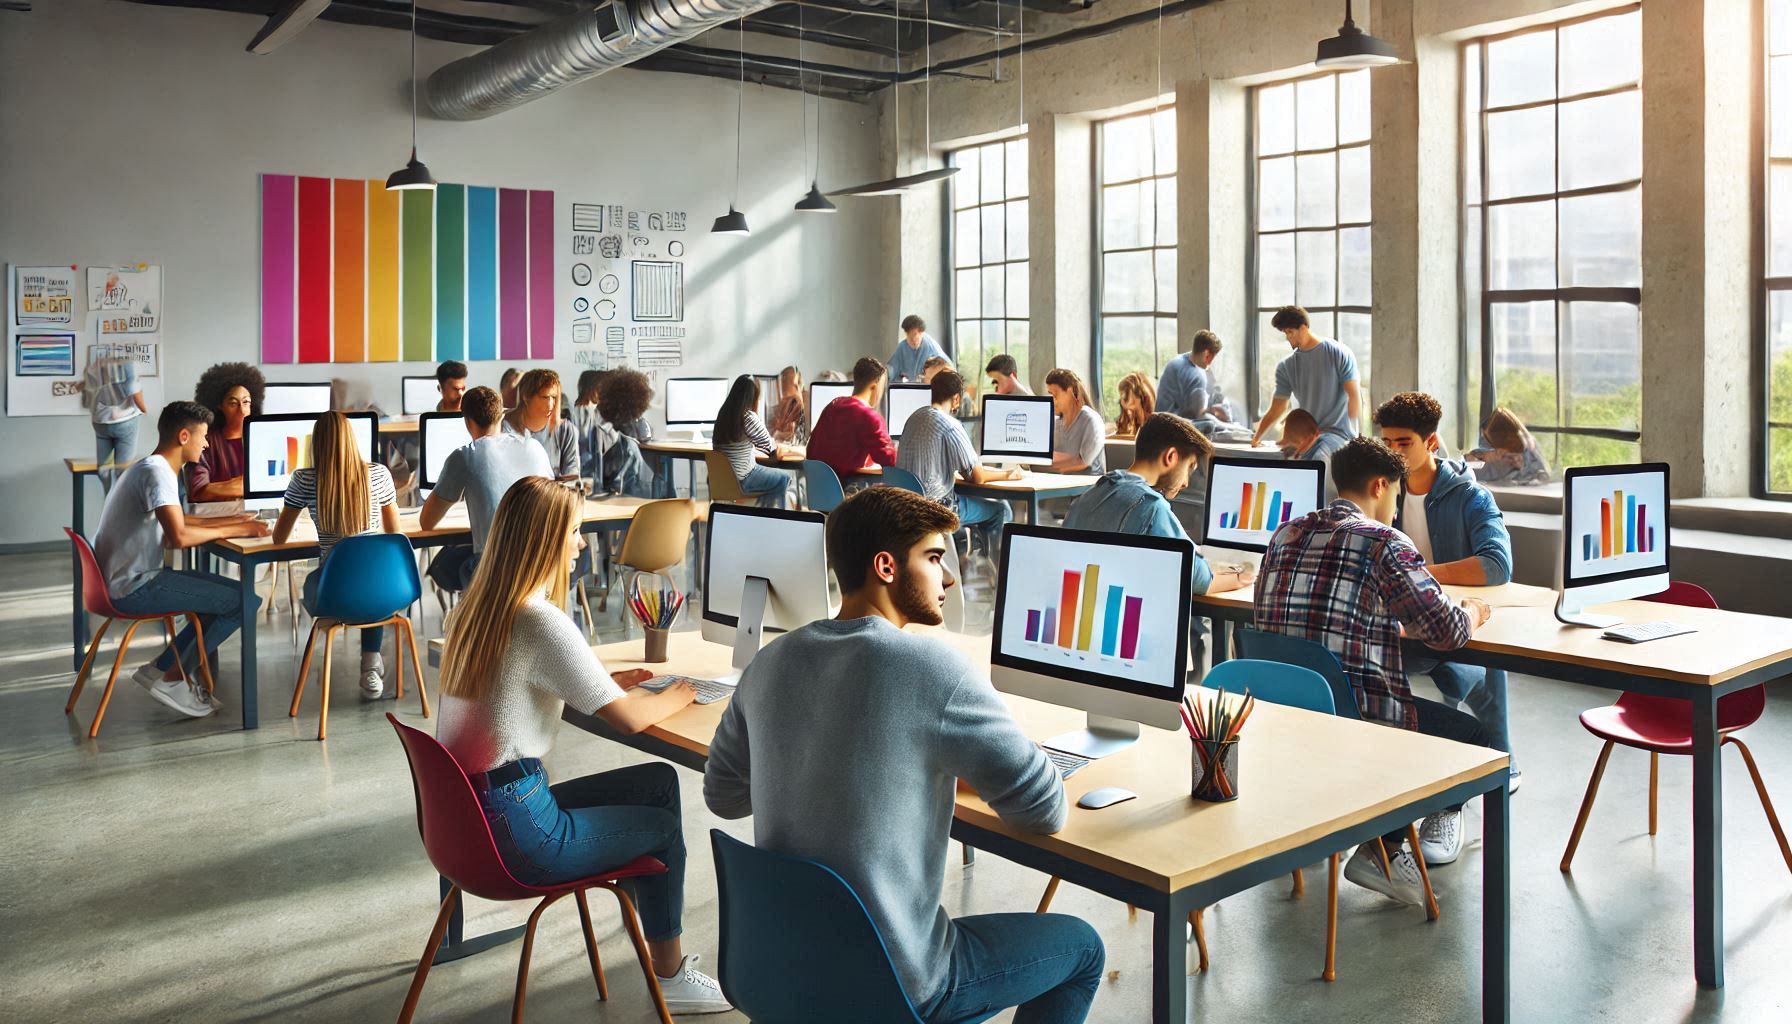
[808,356,897,479]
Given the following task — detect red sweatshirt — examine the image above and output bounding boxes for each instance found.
[807,395,896,478]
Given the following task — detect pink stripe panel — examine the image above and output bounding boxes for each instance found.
[498,188,528,360]
[261,174,296,363]
[528,190,554,359]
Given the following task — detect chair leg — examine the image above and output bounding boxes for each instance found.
[1405,823,1441,922]
[511,893,564,1024]
[402,618,431,719]
[1190,908,1209,973]
[1648,752,1659,836]
[290,563,302,647]
[89,619,145,738]
[188,614,214,697]
[1374,837,1393,878]
[605,883,674,1024]
[1036,876,1061,914]
[317,625,339,741]
[574,888,609,1001]
[290,623,323,718]
[1727,737,1792,876]
[397,885,460,1024]
[576,578,596,640]
[390,618,404,700]
[162,617,189,687]
[67,617,114,713]
[1291,867,1305,899]
[1561,740,1616,872]
[1323,851,1340,982]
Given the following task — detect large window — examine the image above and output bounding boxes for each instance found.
[1767,0,1792,494]
[1095,107,1176,416]
[950,137,1029,390]
[1249,70,1372,421]
[1463,7,1642,470]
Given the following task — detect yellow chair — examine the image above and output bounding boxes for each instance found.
[704,451,776,505]
[598,499,698,615]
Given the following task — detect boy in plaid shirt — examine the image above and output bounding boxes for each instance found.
[1253,437,1494,906]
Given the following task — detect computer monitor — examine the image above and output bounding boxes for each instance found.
[664,377,731,430]
[884,383,934,441]
[1200,457,1327,563]
[978,394,1055,466]
[418,411,475,491]
[260,382,333,416]
[701,505,833,685]
[808,382,856,433]
[991,524,1195,758]
[1556,463,1671,627]
[401,375,440,416]
[243,412,379,501]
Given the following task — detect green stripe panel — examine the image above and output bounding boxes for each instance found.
[401,189,435,362]
[434,184,466,361]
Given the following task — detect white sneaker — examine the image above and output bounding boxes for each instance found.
[654,954,732,1014]
[132,662,165,691]
[194,680,225,710]
[1419,810,1464,866]
[1343,843,1425,906]
[360,669,384,700]
[141,674,215,719]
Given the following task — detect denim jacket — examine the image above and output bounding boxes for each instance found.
[1064,470,1215,595]
[1394,457,1513,585]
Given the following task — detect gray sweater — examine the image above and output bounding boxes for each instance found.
[703,616,1066,1003]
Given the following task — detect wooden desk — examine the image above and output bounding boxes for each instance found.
[379,417,420,435]
[1195,579,1792,988]
[65,457,147,669]
[639,439,805,498]
[954,471,1099,525]
[562,630,1510,1023]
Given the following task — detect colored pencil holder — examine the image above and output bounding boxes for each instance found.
[1190,739,1240,803]
[643,626,669,663]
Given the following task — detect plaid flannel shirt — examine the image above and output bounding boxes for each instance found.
[1251,500,1473,730]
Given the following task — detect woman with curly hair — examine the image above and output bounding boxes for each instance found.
[1111,371,1156,438]
[190,362,266,502]
[598,369,671,497]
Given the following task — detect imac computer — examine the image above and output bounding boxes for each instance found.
[243,412,378,512]
[992,524,1195,758]
[979,394,1055,467]
[701,505,834,686]
[260,382,333,416]
[808,381,856,433]
[401,376,440,416]
[1556,463,1671,627]
[884,383,934,441]
[1200,456,1327,568]
[664,377,731,439]
[418,411,474,492]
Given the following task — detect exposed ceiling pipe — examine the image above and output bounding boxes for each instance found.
[426,0,780,121]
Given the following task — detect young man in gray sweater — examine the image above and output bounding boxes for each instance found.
[704,487,1105,1023]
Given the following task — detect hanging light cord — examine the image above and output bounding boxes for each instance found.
[409,0,419,155]
[799,5,809,185]
[735,19,745,208]
[924,0,933,155]
[1017,0,1024,132]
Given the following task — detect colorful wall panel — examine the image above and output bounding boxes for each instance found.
[259,174,554,364]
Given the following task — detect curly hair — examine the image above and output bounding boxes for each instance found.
[193,362,266,418]
[597,368,654,425]
[1374,391,1444,438]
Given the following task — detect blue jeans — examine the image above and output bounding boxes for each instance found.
[738,464,792,508]
[915,913,1105,1024]
[94,418,139,492]
[111,569,257,674]
[301,571,385,653]
[478,760,686,941]
[956,494,1012,529]
[1411,658,1513,764]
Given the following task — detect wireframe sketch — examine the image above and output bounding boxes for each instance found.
[631,261,684,322]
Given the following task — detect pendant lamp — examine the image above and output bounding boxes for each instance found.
[794,6,837,212]
[712,20,752,234]
[1315,0,1400,69]
[386,0,437,191]
[831,0,956,196]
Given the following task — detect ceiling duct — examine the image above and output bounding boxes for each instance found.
[426,0,779,121]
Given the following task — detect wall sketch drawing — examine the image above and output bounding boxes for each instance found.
[608,205,624,229]
[636,330,682,368]
[667,241,685,257]
[16,332,76,376]
[627,211,640,232]
[596,299,617,321]
[599,236,622,259]
[573,204,604,231]
[631,261,684,322]
[572,319,593,344]
[572,263,592,286]
[666,212,686,231]
[15,266,76,323]
[573,296,590,313]
[94,339,160,378]
[88,265,161,333]
[573,234,595,255]
[629,236,652,251]
[598,274,619,295]
[605,326,625,358]
[648,213,663,231]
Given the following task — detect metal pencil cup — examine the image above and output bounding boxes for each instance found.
[643,627,669,663]
[1190,739,1240,803]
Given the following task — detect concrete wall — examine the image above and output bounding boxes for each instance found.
[0,0,889,546]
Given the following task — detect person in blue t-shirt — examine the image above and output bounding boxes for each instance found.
[889,314,948,383]
[1156,330,1234,434]
[1250,306,1361,451]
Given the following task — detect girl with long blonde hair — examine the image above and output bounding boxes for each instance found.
[434,477,729,1013]
[273,411,400,698]
[1112,372,1157,438]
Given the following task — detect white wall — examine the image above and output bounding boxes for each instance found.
[0,0,891,546]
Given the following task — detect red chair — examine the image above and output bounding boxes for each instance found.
[64,527,214,738]
[1560,581,1792,876]
[386,714,674,1024]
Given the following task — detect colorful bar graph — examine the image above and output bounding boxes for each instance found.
[1026,610,1041,643]
[1583,489,1654,562]
[1024,566,1147,662]
[1120,596,1143,660]
[1101,585,1123,657]
[1057,571,1080,647]
[260,174,296,364]
[1076,565,1101,651]
[1221,479,1293,532]
[1042,608,1057,645]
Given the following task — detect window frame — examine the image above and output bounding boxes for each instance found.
[946,136,1030,387]
[1092,106,1178,416]
[1763,0,1790,498]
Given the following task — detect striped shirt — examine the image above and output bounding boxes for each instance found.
[895,406,975,504]
[283,463,397,558]
[84,357,141,425]
[715,411,776,480]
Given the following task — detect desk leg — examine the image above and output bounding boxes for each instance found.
[71,472,88,670]
[1027,494,1040,527]
[239,558,260,730]
[1151,894,1189,1024]
[1484,775,1511,1023]
[1692,690,1724,988]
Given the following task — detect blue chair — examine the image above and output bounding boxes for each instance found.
[802,460,847,514]
[710,830,999,1024]
[289,533,428,741]
[1201,659,1333,715]
[878,465,927,495]
[1234,628,1360,719]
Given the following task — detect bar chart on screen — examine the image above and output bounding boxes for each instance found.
[1582,488,1654,562]
[1215,479,1293,533]
[1020,562,1147,665]
[266,435,311,477]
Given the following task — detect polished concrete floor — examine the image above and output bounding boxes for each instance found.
[3,547,1791,1023]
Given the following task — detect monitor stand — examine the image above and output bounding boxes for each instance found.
[1554,590,1622,629]
[712,574,769,687]
[1043,713,1141,760]
[667,427,711,443]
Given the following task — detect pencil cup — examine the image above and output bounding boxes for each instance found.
[1190,739,1240,803]
[643,627,669,664]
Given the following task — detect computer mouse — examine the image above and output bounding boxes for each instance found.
[1076,787,1138,810]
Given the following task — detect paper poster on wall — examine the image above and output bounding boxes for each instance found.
[93,338,160,378]
[88,264,162,333]
[15,331,76,376]
[14,266,76,324]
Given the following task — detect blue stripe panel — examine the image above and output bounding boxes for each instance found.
[435,184,466,361]
[466,185,498,361]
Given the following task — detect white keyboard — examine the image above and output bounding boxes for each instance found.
[1045,748,1090,780]
[640,675,736,704]
[1602,621,1697,644]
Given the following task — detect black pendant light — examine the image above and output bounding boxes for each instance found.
[1315,0,1400,69]
[794,6,837,213]
[713,19,751,234]
[831,0,957,197]
[386,0,437,191]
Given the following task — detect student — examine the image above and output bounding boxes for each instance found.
[1156,331,1232,431]
[569,369,645,494]
[82,345,147,492]
[435,360,469,413]
[273,411,401,699]
[807,357,896,480]
[1469,407,1551,485]
[600,368,672,498]
[1044,368,1105,475]
[498,367,521,409]
[712,375,796,508]
[984,353,1032,396]
[1250,307,1360,452]
[1065,413,1254,601]
[1278,408,1348,461]
[767,365,807,444]
[889,314,948,382]
[96,401,270,718]
[704,487,1102,1022]
[1376,392,1518,803]
[920,355,954,383]
[189,361,267,502]
[1252,437,1494,904]
[568,369,606,482]
[436,476,729,1014]
[420,386,552,591]
[502,369,580,482]
[896,370,1019,533]
[1111,372,1155,438]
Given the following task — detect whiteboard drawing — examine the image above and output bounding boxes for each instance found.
[572,204,604,232]
[573,234,595,255]
[667,241,685,257]
[598,274,620,295]
[627,211,641,232]
[648,213,664,231]
[596,299,617,321]
[599,236,622,259]
[572,263,593,286]
[573,296,590,313]
[631,261,684,322]
[666,212,687,231]
[572,319,594,344]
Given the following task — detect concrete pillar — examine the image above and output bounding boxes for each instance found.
[1640,0,1755,497]
[1028,112,1094,389]
[1177,76,1249,404]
